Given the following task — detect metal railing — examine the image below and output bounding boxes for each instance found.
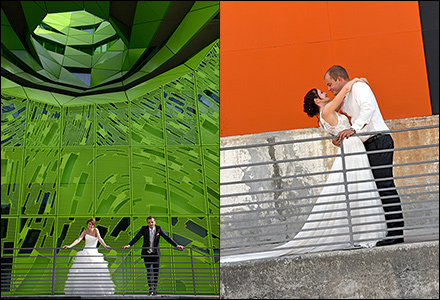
[220,123,439,259]
[1,246,219,296]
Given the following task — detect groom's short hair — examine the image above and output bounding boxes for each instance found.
[147,216,155,221]
[325,65,349,81]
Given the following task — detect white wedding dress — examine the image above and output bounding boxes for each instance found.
[221,112,387,263]
[64,234,115,295]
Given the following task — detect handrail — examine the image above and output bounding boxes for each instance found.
[1,246,219,296]
[220,124,438,151]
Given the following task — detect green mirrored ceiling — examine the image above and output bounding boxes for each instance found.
[1,1,220,101]
[32,10,124,88]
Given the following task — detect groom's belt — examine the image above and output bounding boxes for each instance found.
[364,133,389,145]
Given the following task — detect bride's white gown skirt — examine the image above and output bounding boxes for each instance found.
[64,235,115,295]
[221,137,387,263]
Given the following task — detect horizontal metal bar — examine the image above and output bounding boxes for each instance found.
[222,212,438,235]
[221,174,438,198]
[221,227,439,253]
[220,197,438,226]
[220,162,439,185]
[222,218,438,244]
[221,216,438,239]
[221,187,438,210]
[221,193,438,219]
[2,246,217,251]
[220,125,439,151]
[222,232,439,256]
[221,187,439,209]
[221,197,439,219]
[221,145,438,171]
[221,207,438,229]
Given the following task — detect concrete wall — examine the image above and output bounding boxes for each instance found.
[220,115,439,254]
[220,241,439,299]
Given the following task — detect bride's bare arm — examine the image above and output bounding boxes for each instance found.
[62,231,86,249]
[96,228,111,250]
[324,77,368,116]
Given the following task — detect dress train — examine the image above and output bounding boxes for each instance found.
[221,113,387,263]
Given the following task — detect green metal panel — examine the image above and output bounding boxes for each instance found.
[1,11,26,50]
[166,4,219,54]
[191,1,220,11]
[62,105,95,146]
[20,1,47,33]
[10,50,42,71]
[93,51,125,71]
[1,94,27,148]
[21,148,59,215]
[1,149,23,216]
[95,101,129,146]
[95,148,131,215]
[210,216,220,250]
[130,89,165,146]
[58,147,95,215]
[25,101,61,147]
[168,147,206,214]
[133,1,171,25]
[203,146,220,216]
[140,46,174,74]
[195,42,219,146]
[131,147,168,215]
[129,21,161,49]
[83,1,109,20]
[45,1,84,14]
[164,73,198,146]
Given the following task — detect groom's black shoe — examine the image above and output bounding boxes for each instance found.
[376,237,404,247]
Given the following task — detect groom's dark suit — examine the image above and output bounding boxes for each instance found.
[128,225,178,293]
[339,80,404,245]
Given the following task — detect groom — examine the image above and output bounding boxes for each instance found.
[323,65,404,246]
[123,216,183,295]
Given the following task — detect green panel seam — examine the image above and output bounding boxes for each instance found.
[161,83,176,293]
[54,105,64,248]
[126,91,134,260]
[193,70,211,238]
[161,85,172,219]
[93,103,97,217]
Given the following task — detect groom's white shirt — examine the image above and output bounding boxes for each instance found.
[341,82,389,142]
[148,226,156,253]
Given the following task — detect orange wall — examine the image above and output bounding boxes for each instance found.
[220,1,432,137]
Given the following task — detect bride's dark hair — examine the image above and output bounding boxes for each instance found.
[303,89,320,118]
[87,218,96,226]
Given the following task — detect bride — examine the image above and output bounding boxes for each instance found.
[221,78,387,263]
[62,218,115,295]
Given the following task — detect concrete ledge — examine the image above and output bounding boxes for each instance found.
[1,295,219,300]
[220,241,439,299]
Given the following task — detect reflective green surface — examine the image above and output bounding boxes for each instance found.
[1,1,219,96]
